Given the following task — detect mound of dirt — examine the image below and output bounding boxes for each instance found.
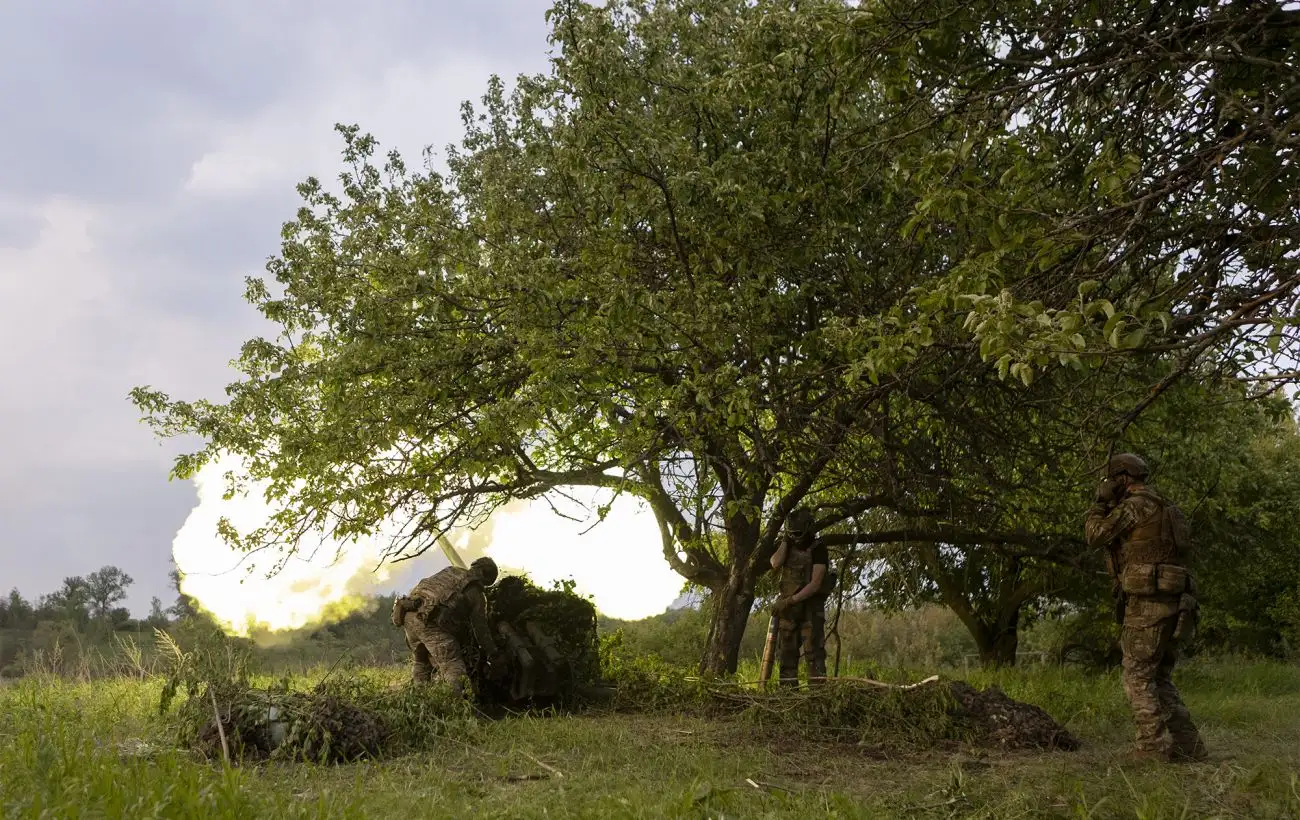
[947,681,1080,751]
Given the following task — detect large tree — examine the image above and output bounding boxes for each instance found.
[37,577,90,628]
[83,566,133,622]
[133,0,1298,673]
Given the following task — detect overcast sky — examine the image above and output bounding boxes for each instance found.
[0,1,555,613]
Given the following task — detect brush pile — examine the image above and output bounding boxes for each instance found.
[947,680,1081,750]
[196,686,383,762]
[713,678,1079,751]
[599,649,1079,752]
[719,679,1079,751]
[179,676,476,764]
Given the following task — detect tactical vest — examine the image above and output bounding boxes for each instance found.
[1118,489,1190,567]
[1116,488,1195,601]
[780,541,813,598]
[779,537,832,600]
[409,567,477,624]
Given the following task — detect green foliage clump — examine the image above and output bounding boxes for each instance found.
[724,680,969,748]
[166,673,477,765]
[598,631,1077,751]
[598,631,713,712]
[154,624,475,764]
[714,679,1079,752]
[485,576,601,688]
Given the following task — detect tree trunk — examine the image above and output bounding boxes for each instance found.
[699,569,756,676]
[976,620,1020,667]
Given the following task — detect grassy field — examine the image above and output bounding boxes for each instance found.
[2,660,1299,819]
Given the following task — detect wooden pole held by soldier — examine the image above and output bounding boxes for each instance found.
[758,613,778,685]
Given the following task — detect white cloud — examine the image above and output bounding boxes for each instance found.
[0,0,557,610]
[184,56,500,198]
[0,198,115,429]
[0,195,262,469]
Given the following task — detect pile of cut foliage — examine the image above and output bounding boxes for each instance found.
[600,649,1078,752]
[155,627,477,764]
[711,679,1077,752]
[171,675,477,764]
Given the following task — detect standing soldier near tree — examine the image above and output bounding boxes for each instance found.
[769,508,834,687]
[1085,453,1207,762]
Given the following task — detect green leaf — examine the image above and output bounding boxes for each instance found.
[1108,319,1126,348]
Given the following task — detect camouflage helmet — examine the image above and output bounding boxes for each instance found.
[1107,453,1149,480]
[469,557,499,586]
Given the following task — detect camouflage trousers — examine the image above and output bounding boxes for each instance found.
[402,612,468,692]
[1121,615,1205,760]
[778,604,827,686]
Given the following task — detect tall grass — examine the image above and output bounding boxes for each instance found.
[5,617,1300,819]
[0,677,364,818]
[4,659,1300,817]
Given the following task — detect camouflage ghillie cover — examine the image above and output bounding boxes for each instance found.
[469,576,601,707]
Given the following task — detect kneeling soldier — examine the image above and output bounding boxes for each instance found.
[391,557,508,694]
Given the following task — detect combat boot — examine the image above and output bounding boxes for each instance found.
[1170,737,1209,763]
[1123,748,1171,764]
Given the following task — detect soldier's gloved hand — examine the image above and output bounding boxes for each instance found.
[1095,478,1121,505]
[390,596,415,627]
[772,596,795,615]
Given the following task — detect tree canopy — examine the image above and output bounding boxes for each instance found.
[132,0,1299,672]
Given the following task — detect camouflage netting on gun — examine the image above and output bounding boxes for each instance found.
[488,577,599,667]
[470,575,602,705]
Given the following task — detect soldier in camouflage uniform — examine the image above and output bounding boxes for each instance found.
[390,557,508,693]
[1085,453,1207,762]
[769,508,834,687]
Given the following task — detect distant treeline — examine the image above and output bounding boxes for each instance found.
[0,566,177,634]
[0,562,988,680]
[4,549,1290,682]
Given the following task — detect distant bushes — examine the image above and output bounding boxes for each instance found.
[601,604,986,672]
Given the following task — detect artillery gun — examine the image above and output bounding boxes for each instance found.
[469,575,603,709]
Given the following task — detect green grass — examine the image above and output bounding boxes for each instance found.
[3,660,1300,818]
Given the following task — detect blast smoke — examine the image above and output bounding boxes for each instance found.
[171,456,685,635]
